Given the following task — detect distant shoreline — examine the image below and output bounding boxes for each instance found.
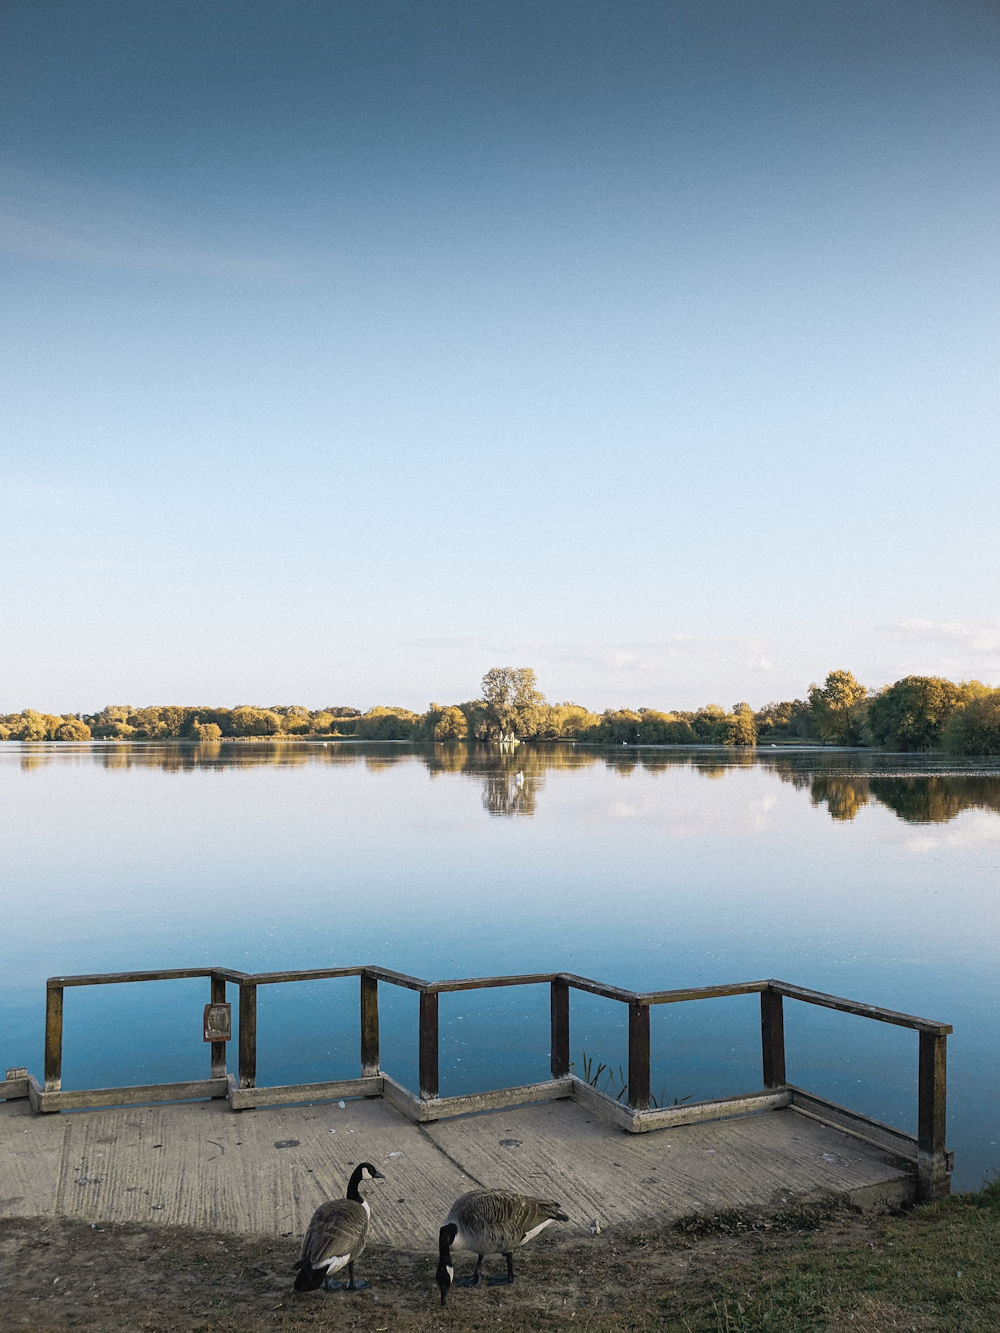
[0,735,973,755]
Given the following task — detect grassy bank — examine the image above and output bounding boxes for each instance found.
[660,1183,1000,1332]
[6,1183,999,1333]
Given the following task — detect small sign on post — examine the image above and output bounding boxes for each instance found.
[203,1002,232,1043]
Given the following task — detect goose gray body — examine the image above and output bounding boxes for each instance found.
[436,1189,568,1304]
[294,1162,384,1292]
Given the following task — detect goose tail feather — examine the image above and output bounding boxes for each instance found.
[293,1264,326,1292]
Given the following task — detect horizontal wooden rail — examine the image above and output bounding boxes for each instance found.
[771,981,952,1035]
[426,972,558,994]
[364,966,429,991]
[639,979,771,1005]
[246,966,365,986]
[559,973,639,1003]
[47,967,246,988]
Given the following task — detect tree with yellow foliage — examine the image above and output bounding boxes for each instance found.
[808,670,868,746]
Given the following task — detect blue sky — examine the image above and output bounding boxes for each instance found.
[2,0,999,712]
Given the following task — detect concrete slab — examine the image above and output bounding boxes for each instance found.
[0,1097,65,1217]
[426,1099,913,1230]
[0,1094,913,1247]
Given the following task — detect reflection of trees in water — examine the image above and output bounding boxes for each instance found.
[808,776,870,822]
[764,760,1000,824]
[868,776,1000,824]
[455,745,548,817]
[426,744,470,775]
[481,770,539,817]
[364,753,406,772]
[9,740,1000,826]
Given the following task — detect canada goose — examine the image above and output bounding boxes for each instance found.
[436,1189,568,1305]
[293,1161,385,1292]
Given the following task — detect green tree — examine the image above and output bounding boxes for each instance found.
[192,721,222,742]
[271,705,313,734]
[433,705,468,741]
[127,707,169,738]
[480,667,545,739]
[662,719,698,743]
[457,699,490,740]
[866,676,974,751]
[12,710,63,740]
[54,718,91,741]
[755,699,813,741]
[229,706,282,736]
[691,704,727,739]
[316,707,360,736]
[942,689,1000,755]
[711,708,757,747]
[91,705,134,738]
[808,670,868,745]
[534,703,600,739]
[637,709,696,744]
[588,709,643,744]
[356,706,419,740]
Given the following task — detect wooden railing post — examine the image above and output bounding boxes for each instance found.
[210,975,227,1090]
[918,1031,950,1200]
[44,985,64,1093]
[419,990,439,1100]
[628,1001,650,1110]
[361,973,379,1076]
[761,988,786,1089]
[238,981,257,1089]
[550,976,569,1079]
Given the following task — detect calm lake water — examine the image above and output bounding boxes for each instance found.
[3,740,998,1190]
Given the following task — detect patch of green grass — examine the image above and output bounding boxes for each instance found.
[662,1182,1000,1333]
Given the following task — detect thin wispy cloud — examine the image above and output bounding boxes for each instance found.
[883,619,1000,679]
[391,635,783,711]
[0,167,292,280]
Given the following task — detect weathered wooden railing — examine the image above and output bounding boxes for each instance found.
[1,966,953,1200]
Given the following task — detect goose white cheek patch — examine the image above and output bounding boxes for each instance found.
[521,1219,552,1245]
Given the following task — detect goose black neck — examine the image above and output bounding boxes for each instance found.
[347,1165,365,1201]
[438,1223,457,1258]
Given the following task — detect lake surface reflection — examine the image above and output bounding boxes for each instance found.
[3,741,998,1189]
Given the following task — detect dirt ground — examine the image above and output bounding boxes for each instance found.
[0,1199,885,1333]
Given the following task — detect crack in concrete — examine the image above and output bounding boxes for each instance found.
[416,1124,488,1191]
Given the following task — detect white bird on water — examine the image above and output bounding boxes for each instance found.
[515,771,524,787]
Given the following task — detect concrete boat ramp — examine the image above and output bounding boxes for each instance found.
[1,1092,914,1246]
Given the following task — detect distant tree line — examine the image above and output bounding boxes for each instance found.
[3,666,1000,753]
[754,669,999,755]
